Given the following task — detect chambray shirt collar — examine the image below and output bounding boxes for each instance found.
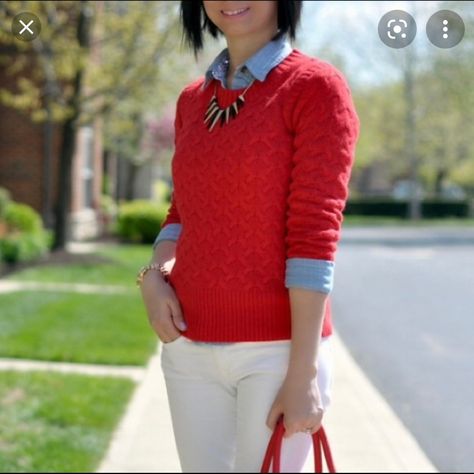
[201,33,293,91]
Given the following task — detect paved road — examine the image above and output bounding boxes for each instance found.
[332,226,474,473]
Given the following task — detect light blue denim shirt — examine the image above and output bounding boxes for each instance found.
[154,34,335,295]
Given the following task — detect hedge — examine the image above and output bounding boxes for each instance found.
[117,200,168,244]
[344,199,470,218]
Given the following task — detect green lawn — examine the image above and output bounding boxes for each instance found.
[0,371,135,473]
[7,244,152,285]
[0,291,157,365]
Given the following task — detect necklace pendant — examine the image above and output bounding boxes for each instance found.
[204,79,254,132]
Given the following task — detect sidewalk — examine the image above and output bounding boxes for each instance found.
[96,332,438,473]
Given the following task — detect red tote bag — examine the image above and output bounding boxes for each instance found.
[260,416,336,473]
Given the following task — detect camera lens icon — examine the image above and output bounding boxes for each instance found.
[378,10,417,48]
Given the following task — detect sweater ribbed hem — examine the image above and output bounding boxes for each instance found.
[174,284,292,343]
[171,282,332,343]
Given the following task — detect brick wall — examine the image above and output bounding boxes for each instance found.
[0,51,103,239]
[0,47,62,225]
[0,104,61,221]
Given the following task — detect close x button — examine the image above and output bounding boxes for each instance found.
[11,12,42,42]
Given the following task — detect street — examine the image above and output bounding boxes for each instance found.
[332,226,474,473]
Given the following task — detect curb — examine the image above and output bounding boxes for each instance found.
[96,343,180,473]
[316,333,438,473]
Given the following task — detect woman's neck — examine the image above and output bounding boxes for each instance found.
[225,29,279,78]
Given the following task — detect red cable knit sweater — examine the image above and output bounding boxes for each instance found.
[161,48,359,342]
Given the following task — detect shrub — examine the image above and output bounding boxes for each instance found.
[0,230,52,264]
[99,194,118,234]
[100,195,118,217]
[344,198,470,218]
[0,202,51,264]
[4,202,42,233]
[116,200,168,244]
[421,199,470,218]
[0,187,11,220]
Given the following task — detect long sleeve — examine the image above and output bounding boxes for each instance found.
[160,190,181,229]
[284,66,360,293]
[153,91,185,248]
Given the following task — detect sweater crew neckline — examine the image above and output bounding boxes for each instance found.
[217,48,300,92]
[211,48,301,107]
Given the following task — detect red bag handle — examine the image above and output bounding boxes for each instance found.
[260,415,336,473]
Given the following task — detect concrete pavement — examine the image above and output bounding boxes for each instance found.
[0,358,145,382]
[96,332,438,473]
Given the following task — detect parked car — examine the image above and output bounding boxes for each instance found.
[392,180,425,200]
[439,183,467,200]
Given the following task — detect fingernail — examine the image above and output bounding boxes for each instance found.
[179,322,187,331]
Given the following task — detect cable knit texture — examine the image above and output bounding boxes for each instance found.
[161,48,359,342]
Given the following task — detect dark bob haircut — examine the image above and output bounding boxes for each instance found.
[180,1,303,59]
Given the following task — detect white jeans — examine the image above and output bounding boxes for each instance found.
[160,335,333,473]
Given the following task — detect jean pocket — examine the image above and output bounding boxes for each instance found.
[162,334,185,347]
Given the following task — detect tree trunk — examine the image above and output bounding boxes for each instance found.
[404,42,422,220]
[54,116,77,249]
[125,161,139,201]
[53,1,91,250]
[434,168,447,197]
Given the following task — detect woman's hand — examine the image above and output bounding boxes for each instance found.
[266,371,324,438]
[140,270,187,343]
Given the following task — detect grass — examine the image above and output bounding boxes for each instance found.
[0,370,135,473]
[0,244,155,470]
[0,291,157,365]
[7,244,152,285]
[342,216,474,227]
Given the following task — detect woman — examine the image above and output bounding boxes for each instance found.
[138,1,359,472]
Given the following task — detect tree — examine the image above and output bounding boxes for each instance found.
[312,1,474,203]
[416,1,474,195]
[0,0,183,249]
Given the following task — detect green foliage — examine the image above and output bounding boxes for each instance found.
[0,230,52,263]
[421,200,470,219]
[345,199,409,218]
[0,1,184,131]
[0,202,51,263]
[349,1,474,194]
[345,199,470,218]
[343,215,474,227]
[116,200,167,243]
[4,202,42,233]
[153,179,172,204]
[100,194,117,216]
[99,194,118,234]
[0,187,11,219]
